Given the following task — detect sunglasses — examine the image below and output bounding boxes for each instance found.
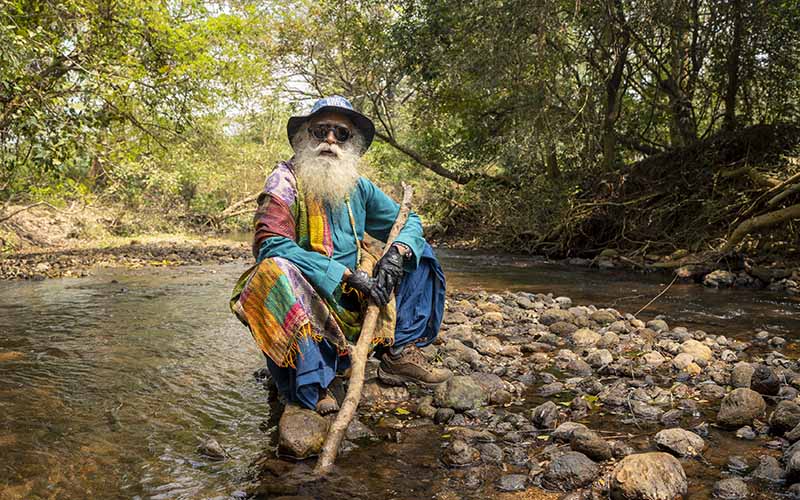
[308,124,352,143]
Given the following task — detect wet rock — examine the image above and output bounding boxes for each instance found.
[442,439,480,467]
[789,484,800,500]
[345,419,375,441]
[717,388,767,428]
[786,449,800,482]
[566,358,593,376]
[629,400,663,421]
[542,451,599,490]
[571,428,612,461]
[538,382,565,397]
[197,438,228,461]
[699,383,726,400]
[496,474,528,492]
[680,339,712,361]
[611,440,635,459]
[713,478,749,499]
[278,404,328,459]
[731,362,755,388]
[704,270,735,288]
[477,442,504,464]
[540,308,576,326]
[531,401,560,429]
[553,422,589,442]
[751,455,784,482]
[786,422,800,442]
[362,381,410,405]
[434,375,487,411]
[727,456,750,474]
[751,365,780,396]
[434,408,455,425]
[572,328,601,347]
[770,401,800,434]
[654,428,706,457]
[610,452,687,500]
[660,409,683,427]
[735,426,757,440]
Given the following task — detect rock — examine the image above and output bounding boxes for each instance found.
[699,383,725,400]
[610,452,687,500]
[597,331,620,349]
[713,478,749,499]
[477,442,504,464]
[197,438,228,460]
[434,408,455,424]
[786,449,800,483]
[540,308,575,326]
[643,351,666,366]
[482,311,504,323]
[571,428,612,461]
[731,362,755,388]
[608,320,630,333]
[751,365,780,396]
[552,422,589,442]
[727,456,750,474]
[444,311,469,324]
[589,310,616,325]
[345,419,375,440]
[586,349,614,367]
[434,376,487,411]
[442,439,480,466]
[672,353,694,370]
[660,409,683,427]
[538,382,565,397]
[531,401,560,429]
[787,422,800,442]
[550,321,578,336]
[735,426,757,440]
[646,319,669,332]
[496,474,528,492]
[490,389,514,405]
[278,404,328,458]
[770,400,800,434]
[751,455,784,482]
[542,451,600,490]
[362,381,410,405]
[680,339,712,361]
[572,328,601,347]
[653,428,706,457]
[704,270,735,288]
[717,388,767,428]
[629,400,664,420]
[566,358,593,376]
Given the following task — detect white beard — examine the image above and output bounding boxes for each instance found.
[292,131,363,207]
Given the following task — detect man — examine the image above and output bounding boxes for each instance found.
[231,96,450,415]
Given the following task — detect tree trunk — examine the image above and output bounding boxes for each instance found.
[601,0,630,171]
[723,0,744,131]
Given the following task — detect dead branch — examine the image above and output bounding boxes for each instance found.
[314,184,413,476]
[0,201,52,223]
[720,202,800,254]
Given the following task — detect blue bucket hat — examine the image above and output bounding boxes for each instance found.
[287,95,376,153]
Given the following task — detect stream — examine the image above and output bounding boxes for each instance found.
[1,249,799,499]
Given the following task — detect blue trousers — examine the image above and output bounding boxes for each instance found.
[266,243,445,410]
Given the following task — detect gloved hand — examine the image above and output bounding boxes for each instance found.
[370,244,405,306]
[346,269,375,297]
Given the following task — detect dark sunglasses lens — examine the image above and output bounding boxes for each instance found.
[310,126,327,140]
[334,127,351,142]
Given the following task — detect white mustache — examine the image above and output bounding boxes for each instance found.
[314,142,342,157]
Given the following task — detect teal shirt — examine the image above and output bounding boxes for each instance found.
[257,177,425,299]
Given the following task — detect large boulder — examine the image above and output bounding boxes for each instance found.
[717,388,767,428]
[278,404,329,458]
[434,375,487,411]
[654,428,706,457]
[542,451,600,490]
[610,452,688,500]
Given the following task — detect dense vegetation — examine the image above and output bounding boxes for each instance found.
[2,0,799,259]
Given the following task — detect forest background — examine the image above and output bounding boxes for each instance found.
[2,0,799,265]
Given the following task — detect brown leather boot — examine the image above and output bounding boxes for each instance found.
[378,344,452,386]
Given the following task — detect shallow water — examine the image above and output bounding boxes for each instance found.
[0,249,798,499]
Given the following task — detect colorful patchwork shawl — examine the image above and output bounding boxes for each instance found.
[230,161,395,367]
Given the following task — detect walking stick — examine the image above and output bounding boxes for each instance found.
[314,184,413,475]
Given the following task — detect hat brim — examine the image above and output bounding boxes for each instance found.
[287,105,375,153]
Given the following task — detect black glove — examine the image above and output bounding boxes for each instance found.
[346,269,375,297]
[370,245,405,306]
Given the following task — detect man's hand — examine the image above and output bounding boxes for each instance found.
[370,245,405,306]
[346,269,375,297]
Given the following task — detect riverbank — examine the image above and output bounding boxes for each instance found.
[253,289,800,499]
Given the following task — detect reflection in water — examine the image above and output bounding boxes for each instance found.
[0,250,798,498]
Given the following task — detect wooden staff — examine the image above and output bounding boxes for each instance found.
[314,183,413,475]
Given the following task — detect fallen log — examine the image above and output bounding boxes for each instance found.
[720,202,800,254]
[314,183,413,475]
